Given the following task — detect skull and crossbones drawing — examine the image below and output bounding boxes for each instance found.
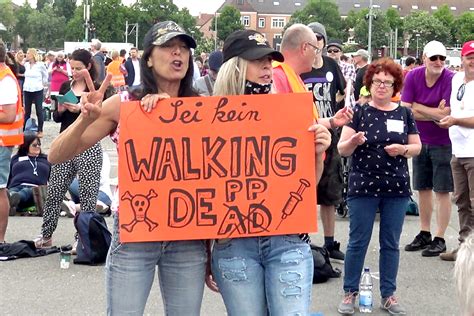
[121,189,159,232]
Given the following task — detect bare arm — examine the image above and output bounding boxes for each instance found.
[438,115,474,129]
[384,134,421,158]
[0,104,17,124]
[318,107,354,129]
[337,125,366,157]
[308,124,331,184]
[49,94,120,164]
[402,100,450,121]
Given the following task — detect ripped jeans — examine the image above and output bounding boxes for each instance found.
[211,235,313,316]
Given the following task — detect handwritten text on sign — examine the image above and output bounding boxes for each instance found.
[118,93,317,242]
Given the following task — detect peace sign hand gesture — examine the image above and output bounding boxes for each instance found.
[78,69,112,123]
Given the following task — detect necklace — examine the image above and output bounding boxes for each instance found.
[28,156,38,176]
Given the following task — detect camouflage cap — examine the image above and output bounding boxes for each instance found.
[150,21,196,49]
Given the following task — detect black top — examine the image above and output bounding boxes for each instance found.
[347,104,418,198]
[354,64,368,101]
[53,80,81,133]
[300,56,346,119]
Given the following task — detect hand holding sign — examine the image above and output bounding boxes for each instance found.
[79,69,112,123]
[308,123,331,155]
[140,93,171,113]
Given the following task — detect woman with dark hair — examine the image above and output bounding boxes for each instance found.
[33,48,109,249]
[48,21,208,315]
[15,50,25,92]
[7,134,50,212]
[337,58,422,315]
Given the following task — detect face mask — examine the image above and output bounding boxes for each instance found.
[244,80,272,95]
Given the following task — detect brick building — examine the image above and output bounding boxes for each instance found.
[205,0,470,48]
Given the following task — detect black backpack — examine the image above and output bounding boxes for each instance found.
[73,211,111,265]
[310,244,341,284]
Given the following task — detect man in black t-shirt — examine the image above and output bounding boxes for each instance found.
[353,49,369,102]
[300,22,352,262]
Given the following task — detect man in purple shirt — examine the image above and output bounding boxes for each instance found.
[401,41,454,257]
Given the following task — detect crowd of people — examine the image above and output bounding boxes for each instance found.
[0,17,473,316]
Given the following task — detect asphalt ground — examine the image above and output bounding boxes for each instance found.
[0,119,462,315]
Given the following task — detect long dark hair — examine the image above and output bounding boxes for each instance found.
[17,134,44,157]
[71,49,99,87]
[136,27,197,99]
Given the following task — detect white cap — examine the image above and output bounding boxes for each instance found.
[423,40,446,58]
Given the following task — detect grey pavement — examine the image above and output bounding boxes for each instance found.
[0,120,461,315]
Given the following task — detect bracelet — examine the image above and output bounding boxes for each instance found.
[403,145,409,156]
[329,117,336,129]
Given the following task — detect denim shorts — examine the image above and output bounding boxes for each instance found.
[0,146,13,188]
[413,144,453,192]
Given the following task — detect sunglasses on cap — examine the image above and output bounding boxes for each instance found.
[429,55,446,62]
[327,49,341,53]
[315,34,324,41]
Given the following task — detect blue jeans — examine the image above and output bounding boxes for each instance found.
[9,185,35,208]
[212,235,313,316]
[344,196,408,298]
[105,214,207,315]
[69,178,111,206]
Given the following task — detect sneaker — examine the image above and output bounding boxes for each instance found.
[404,232,432,251]
[440,248,458,261]
[381,296,406,315]
[422,237,446,257]
[33,235,52,248]
[60,200,76,218]
[338,292,357,315]
[327,240,345,262]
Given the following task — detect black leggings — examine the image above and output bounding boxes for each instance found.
[23,89,44,133]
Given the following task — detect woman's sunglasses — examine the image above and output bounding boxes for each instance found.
[31,142,41,148]
[429,55,446,62]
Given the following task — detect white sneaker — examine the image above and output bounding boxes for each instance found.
[60,200,77,218]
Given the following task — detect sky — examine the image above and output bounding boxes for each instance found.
[12,0,225,15]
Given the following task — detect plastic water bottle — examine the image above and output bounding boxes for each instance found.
[359,267,373,313]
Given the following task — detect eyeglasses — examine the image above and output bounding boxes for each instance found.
[327,49,341,54]
[429,55,446,62]
[306,42,321,53]
[457,83,465,101]
[31,142,41,148]
[372,79,394,88]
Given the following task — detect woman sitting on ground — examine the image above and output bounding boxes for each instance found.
[8,134,50,213]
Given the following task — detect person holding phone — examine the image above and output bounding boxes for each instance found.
[33,49,112,248]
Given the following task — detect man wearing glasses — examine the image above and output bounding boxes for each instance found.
[327,39,356,108]
[301,22,352,262]
[436,40,474,261]
[402,40,455,257]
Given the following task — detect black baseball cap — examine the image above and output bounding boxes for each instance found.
[145,21,196,49]
[222,30,284,63]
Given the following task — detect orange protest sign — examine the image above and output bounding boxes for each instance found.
[118,93,317,242]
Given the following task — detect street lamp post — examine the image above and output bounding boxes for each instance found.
[415,33,420,58]
[214,12,218,51]
[367,0,373,62]
[83,0,90,42]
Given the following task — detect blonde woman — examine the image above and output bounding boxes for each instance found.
[210,29,331,315]
[24,48,48,137]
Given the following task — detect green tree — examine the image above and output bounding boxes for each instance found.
[53,0,77,21]
[353,9,391,50]
[64,5,87,42]
[36,0,52,11]
[27,6,67,49]
[403,11,451,49]
[13,2,34,49]
[195,37,216,55]
[0,0,18,43]
[211,5,243,43]
[433,5,455,46]
[89,0,127,42]
[456,12,474,44]
[287,0,343,40]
